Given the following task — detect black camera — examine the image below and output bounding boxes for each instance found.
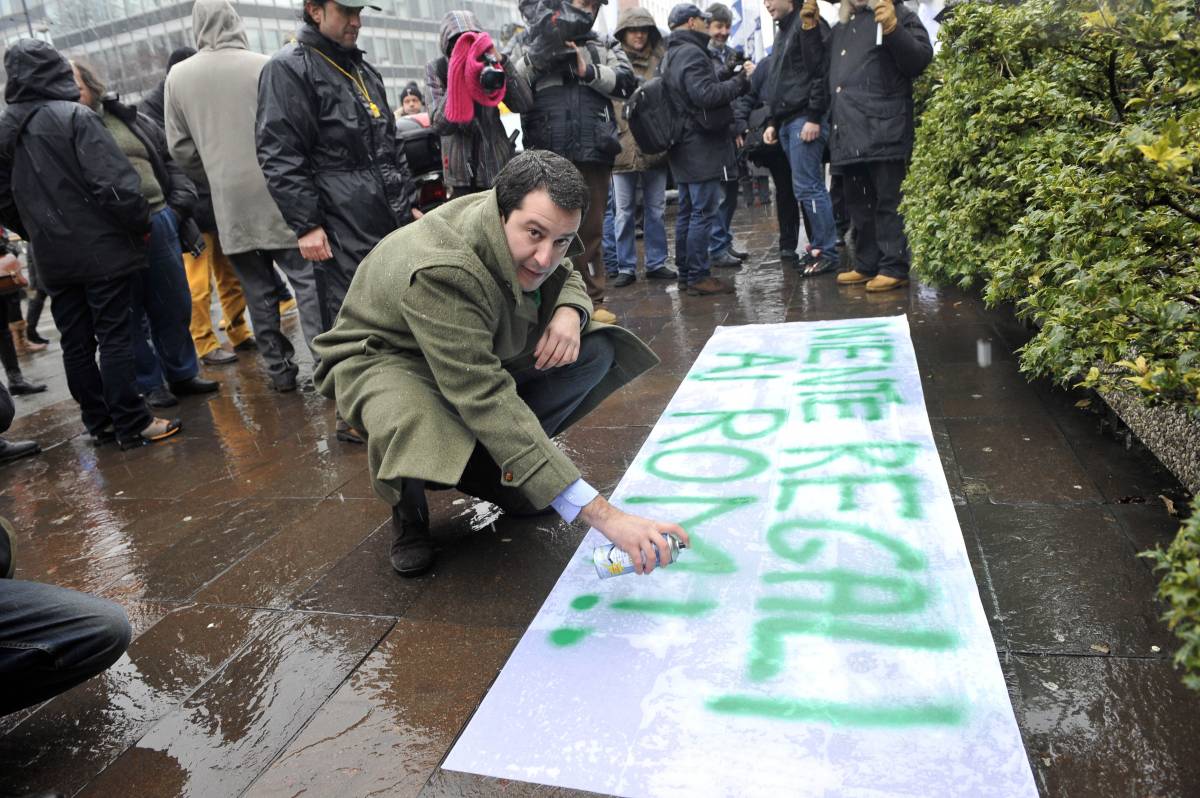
[480,53,507,92]
[724,47,748,78]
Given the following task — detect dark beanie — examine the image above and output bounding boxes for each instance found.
[400,82,423,102]
[167,46,196,70]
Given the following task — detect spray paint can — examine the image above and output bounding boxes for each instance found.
[593,533,682,579]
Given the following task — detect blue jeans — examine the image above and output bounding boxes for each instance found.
[612,168,668,275]
[675,180,723,287]
[0,579,131,715]
[602,187,618,277]
[710,178,739,256]
[780,118,837,256]
[131,208,200,392]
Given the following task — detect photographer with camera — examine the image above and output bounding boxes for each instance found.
[426,10,533,198]
[506,0,637,324]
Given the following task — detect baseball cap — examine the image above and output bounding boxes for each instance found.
[333,1,383,9]
[668,3,711,28]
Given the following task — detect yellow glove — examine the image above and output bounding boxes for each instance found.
[874,0,897,35]
[800,0,819,30]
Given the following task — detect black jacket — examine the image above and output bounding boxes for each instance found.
[827,4,933,166]
[0,40,150,291]
[764,9,828,129]
[663,29,748,184]
[140,79,166,129]
[257,25,416,272]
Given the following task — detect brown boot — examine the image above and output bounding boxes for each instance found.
[10,320,46,353]
[865,274,910,293]
[687,276,736,296]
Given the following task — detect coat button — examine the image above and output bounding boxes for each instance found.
[504,471,514,482]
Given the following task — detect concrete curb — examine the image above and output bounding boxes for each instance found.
[1101,389,1200,494]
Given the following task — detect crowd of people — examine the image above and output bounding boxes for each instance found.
[0,0,934,750]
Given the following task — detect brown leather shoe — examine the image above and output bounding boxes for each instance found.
[687,276,735,296]
[836,270,872,285]
[865,275,910,292]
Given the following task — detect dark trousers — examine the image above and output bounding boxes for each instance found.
[675,179,723,287]
[229,248,322,377]
[25,289,47,333]
[50,275,152,439]
[573,162,611,304]
[842,160,910,278]
[761,151,802,253]
[0,579,131,715]
[0,293,20,374]
[398,333,616,518]
[131,209,199,393]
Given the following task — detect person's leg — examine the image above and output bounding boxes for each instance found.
[611,172,639,279]
[271,248,323,364]
[765,153,801,255]
[642,168,670,274]
[602,183,618,278]
[675,182,694,286]
[0,294,44,394]
[688,180,723,287]
[142,209,201,385]
[0,298,20,374]
[49,284,113,435]
[183,234,220,359]
[86,276,155,440]
[0,579,131,715]
[209,235,252,349]
[781,118,838,258]
[710,178,738,258]
[228,250,297,387]
[127,272,165,396]
[511,333,616,438]
[388,476,431,576]
[870,160,911,280]
[25,290,49,345]
[839,163,881,280]
[572,162,610,305]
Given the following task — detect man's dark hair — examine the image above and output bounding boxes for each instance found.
[167,47,196,71]
[495,150,589,220]
[707,3,733,24]
[302,0,330,26]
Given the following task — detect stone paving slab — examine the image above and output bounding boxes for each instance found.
[1,207,1197,797]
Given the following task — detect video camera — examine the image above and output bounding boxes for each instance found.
[480,52,506,92]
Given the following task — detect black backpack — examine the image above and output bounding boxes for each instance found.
[623,51,680,156]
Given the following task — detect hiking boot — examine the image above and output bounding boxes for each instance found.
[390,503,433,576]
[836,270,872,285]
[612,272,636,288]
[270,368,299,393]
[865,274,910,293]
[592,307,618,324]
[687,276,735,296]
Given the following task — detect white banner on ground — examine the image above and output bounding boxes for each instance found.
[445,317,1037,798]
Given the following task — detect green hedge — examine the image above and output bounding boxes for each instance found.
[904,0,1200,688]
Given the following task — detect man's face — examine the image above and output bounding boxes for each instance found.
[401,95,423,115]
[503,189,582,292]
[764,0,794,21]
[685,16,708,32]
[309,1,362,47]
[708,20,730,45]
[570,0,601,19]
[623,28,650,52]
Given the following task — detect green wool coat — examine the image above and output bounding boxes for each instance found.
[312,189,660,508]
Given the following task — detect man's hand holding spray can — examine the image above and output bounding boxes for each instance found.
[576,494,689,579]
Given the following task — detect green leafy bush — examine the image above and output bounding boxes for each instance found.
[1142,506,1200,691]
[903,0,1200,409]
[905,0,1200,689]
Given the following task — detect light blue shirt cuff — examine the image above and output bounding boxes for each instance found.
[550,478,599,523]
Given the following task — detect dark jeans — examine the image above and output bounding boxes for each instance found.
[131,209,199,393]
[229,248,322,376]
[761,150,802,252]
[50,275,152,439]
[0,579,131,715]
[842,160,910,278]
[710,177,740,256]
[398,333,616,518]
[675,179,723,287]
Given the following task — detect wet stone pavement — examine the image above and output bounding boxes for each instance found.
[2,205,1199,798]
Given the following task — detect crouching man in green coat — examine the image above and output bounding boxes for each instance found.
[314,151,687,576]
